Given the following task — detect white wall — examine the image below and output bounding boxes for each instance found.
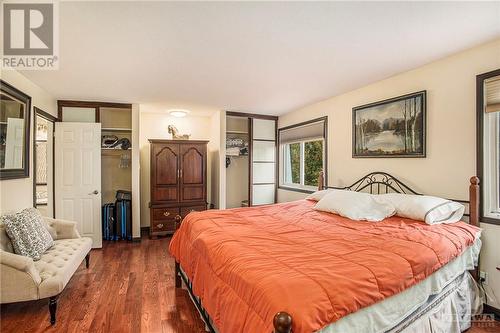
[219,112,226,209]
[277,38,500,308]
[208,111,222,209]
[0,70,57,214]
[139,112,214,227]
[131,104,141,238]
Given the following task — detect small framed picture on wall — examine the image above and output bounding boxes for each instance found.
[352,91,426,158]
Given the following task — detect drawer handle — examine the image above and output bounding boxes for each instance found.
[163,211,170,217]
[157,223,164,229]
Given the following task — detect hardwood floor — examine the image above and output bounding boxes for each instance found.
[0,236,206,333]
[1,235,499,333]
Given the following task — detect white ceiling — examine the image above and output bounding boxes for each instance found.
[20,1,500,116]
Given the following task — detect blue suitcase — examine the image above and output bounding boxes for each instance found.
[115,196,132,241]
[102,203,115,241]
[115,190,132,241]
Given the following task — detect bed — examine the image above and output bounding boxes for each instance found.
[169,172,482,333]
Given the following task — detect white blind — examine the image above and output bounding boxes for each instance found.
[279,120,325,144]
[485,76,500,113]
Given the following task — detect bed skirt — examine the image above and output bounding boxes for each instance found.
[390,272,482,333]
[182,268,481,333]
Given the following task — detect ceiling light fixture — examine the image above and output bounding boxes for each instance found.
[169,109,189,118]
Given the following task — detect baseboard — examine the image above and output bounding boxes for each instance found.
[484,304,500,320]
[132,237,141,242]
[141,226,150,236]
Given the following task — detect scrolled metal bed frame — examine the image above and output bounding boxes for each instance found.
[174,171,481,333]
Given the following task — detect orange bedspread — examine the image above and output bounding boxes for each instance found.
[169,200,479,333]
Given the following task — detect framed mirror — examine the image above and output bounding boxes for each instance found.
[0,80,31,180]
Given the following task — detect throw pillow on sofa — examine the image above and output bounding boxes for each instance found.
[1,208,54,260]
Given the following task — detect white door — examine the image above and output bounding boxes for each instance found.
[55,122,102,248]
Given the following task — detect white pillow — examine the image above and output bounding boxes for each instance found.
[314,190,396,222]
[379,193,465,225]
[306,189,334,201]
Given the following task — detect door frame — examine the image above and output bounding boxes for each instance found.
[33,107,57,217]
[226,111,278,206]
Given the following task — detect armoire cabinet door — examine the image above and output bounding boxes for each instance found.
[152,143,180,202]
[180,144,206,202]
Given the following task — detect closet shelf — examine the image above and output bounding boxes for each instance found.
[101,127,132,132]
[226,154,248,158]
[226,130,248,135]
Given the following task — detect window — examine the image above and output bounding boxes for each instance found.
[284,142,301,184]
[479,71,500,224]
[483,111,500,218]
[279,117,327,192]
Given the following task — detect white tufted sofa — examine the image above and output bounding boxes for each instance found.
[0,216,92,324]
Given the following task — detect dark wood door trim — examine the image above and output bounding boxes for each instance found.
[226,111,278,121]
[33,107,57,217]
[248,118,253,206]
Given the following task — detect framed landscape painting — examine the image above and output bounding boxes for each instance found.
[352,91,426,158]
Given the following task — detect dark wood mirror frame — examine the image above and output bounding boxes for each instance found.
[0,80,32,180]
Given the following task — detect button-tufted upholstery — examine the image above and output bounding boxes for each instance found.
[35,238,92,298]
[0,216,92,304]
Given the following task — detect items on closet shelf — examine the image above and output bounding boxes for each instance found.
[226,137,248,157]
[101,135,131,150]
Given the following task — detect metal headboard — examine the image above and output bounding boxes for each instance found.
[324,172,421,195]
[318,171,472,218]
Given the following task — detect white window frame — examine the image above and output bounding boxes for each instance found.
[483,111,500,218]
[281,138,325,191]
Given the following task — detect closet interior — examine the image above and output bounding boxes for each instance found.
[225,112,277,208]
[225,115,250,208]
[58,102,134,240]
[100,107,132,206]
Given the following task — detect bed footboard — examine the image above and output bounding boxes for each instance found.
[273,312,292,333]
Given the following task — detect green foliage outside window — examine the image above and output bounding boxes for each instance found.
[304,141,323,186]
[289,143,300,184]
[285,140,323,186]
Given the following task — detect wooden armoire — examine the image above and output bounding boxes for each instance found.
[149,139,208,236]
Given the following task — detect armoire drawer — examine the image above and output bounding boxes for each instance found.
[151,219,176,233]
[152,207,180,221]
[181,205,207,218]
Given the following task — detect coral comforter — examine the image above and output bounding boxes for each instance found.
[169,200,479,333]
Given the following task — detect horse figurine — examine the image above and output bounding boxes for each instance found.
[168,125,191,140]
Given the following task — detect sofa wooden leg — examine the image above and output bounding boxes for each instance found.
[85,253,90,269]
[49,295,58,325]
